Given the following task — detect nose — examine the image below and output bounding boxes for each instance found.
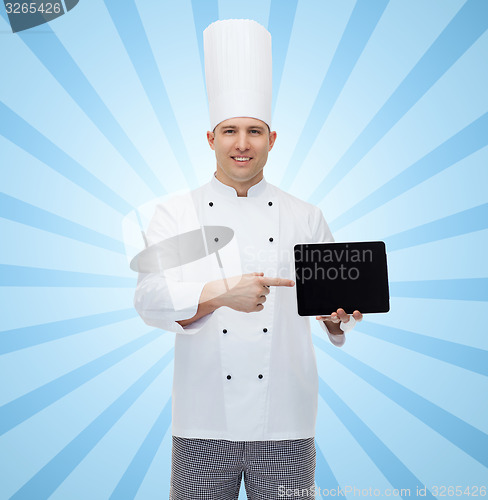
[235,132,250,151]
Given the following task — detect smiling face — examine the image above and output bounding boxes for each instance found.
[207,117,277,196]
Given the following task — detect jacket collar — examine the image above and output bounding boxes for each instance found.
[210,172,268,198]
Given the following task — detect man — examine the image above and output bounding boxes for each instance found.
[134,19,362,499]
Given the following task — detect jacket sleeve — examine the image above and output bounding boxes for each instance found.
[311,206,346,347]
[311,205,334,244]
[133,201,212,335]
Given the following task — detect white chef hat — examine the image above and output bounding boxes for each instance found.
[204,19,272,130]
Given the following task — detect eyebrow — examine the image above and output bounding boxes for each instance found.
[220,125,266,131]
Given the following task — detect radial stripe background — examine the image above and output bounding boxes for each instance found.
[1,1,487,499]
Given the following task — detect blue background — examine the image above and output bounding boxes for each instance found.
[1,0,487,498]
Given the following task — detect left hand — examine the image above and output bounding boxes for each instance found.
[315,308,363,335]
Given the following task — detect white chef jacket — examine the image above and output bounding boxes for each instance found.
[134,174,345,441]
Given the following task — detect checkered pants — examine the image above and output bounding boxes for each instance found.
[170,436,316,499]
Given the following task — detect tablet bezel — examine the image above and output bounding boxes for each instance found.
[294,241,390,316]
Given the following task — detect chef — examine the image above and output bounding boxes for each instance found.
[134,19,362,499]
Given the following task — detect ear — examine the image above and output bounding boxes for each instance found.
[207,131,215,150]
[268,131,277,151]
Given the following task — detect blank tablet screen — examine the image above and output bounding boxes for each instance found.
[294,241,390,316]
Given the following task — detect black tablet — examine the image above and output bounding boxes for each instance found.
[294,241,390,316]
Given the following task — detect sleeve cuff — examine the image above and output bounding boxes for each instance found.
[173,312,213,335]
[169,281,207,312]
[340,316,356,333]
[319,320,346,347]
[134,277,211,335]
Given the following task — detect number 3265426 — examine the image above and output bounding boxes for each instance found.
[5,3,62,14]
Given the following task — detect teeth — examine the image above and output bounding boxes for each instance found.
[234,157,250,161]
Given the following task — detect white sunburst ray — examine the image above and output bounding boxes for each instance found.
[0,329,171,499]
[315,346,436,492]
[0,281,135,332]
[307,0,475,219]
[0,316,155,407]
[315,362,425,493]
[352,160,488,344]
[0,27,157,214]
[0,216,134,281]
[330,177,487,366]
[0,324,167,428]
[330,163,488,294]
[342,0,470,136]
[313,333,488,487]
[317,376,487,494]
[1,23,176,274]
[383,228,488,349]
[340,152,488,354]
[326,47,488,244]
[331,143,488,249]
[0,184,139,340]
[0,327,162,423]
[314,394,393,495]
[385,150,488,248]
[0,322,167,432]
[316,318,488,435]
[48,360,173,500]
[134,0,212,190]
[132,423,173,500]
[86,347,174,500]
[0,265,136,330]
[267,0,300,118]
[48,0,188,198]
[359,295,488,351]
[217,0,271,27]
[315,190,487,483]
[0,309,138,359]
[320,157,488,429]
[0,139,132,273]
[0,136,126,244]
[382,244,488,344]
[42,344,171,498]
[102,0,208,192]
[1,4,185,492]
[0,70,152,227]
[0,202,137,328]
[327,150,488,307]
[387,229,488,284]
[282,0,394,197]
[270,0,355,190]
[0,277,140,378]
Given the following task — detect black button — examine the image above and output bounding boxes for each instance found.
[209,202,213,207]
[223,329,227,334]
[268,201,273,206]
[263,328,268,333]
[214,237,219,242]
[269,237,274,242]
[227,375,231,380]
[258,374,263,379]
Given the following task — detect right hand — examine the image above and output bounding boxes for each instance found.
[219,272,295,313]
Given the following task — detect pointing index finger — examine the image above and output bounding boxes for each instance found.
[261,277,295,287]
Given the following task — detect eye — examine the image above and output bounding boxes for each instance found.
[250,129,261,135]
[223,129,235,134]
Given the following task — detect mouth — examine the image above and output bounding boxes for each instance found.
[231,156,252,165]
